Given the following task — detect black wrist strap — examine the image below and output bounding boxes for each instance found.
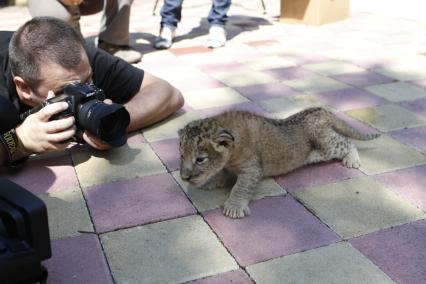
[0,128,18,162]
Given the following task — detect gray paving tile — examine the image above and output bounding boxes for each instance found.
[355,134,426,175]
[184,87,249,109]
[174,171,286,212]
[346,104,426,132]
[373,65,426,81]
[101,215,238,284]
[142,110,202,142]
[302,61,365,76]
[72,143,166,187]
[283,75,350,93]
[365,82,426,102]
[294,176,426,238]
[39,188,93,240]
[246,242,394,284]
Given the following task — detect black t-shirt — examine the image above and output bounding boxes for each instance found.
[0,31,144,115]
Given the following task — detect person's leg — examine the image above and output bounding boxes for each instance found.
[98,0,132,46]
[154,0,184,49]
[160,0,184,29]
[206,0,231,48]
[27,0,81,31]
[207,0,231,27]
[81,0,141,64]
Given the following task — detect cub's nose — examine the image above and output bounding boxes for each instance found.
[180,170,192,181]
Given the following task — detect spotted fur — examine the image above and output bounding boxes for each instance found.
[178,107,380,218]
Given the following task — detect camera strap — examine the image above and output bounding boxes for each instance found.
[0,128,18,162]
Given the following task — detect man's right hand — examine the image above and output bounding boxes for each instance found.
[15,101,77,155]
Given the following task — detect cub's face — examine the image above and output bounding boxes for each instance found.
[178,121,234,187]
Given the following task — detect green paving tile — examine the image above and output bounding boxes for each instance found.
[184,87,249,109]
[365,82,426,102]
[73,143,166,187]
[173,171,286,212]
[258,95,328,119]
[294,176,426,239]
[209,70,277,87]
[39,188,93,240]
[373,65,426,81]
[302,61,365,76]
[101,215,238,284]
[238,55,296,70]
[355,134,426,175]
[142,111,202,142]
[346,104,426,132]
[247,242,394,284]
[283,75,350,93]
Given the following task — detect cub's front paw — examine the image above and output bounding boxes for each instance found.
[223,200,250,219]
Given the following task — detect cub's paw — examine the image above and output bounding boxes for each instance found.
[342,149,361,169]
[223,200,250,219]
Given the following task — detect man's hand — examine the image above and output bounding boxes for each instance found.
[15,101,76,155]
[80,98,113,150]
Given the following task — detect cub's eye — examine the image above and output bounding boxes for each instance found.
[195,156,208,165]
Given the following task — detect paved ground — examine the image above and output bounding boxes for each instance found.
[1,1,426,283]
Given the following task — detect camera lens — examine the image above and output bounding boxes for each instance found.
[77,100,130,146]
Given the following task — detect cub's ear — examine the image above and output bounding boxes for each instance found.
[213,129,234,150]
[178,128,183,136]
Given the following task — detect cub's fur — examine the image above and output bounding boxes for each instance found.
[178,107,379,218]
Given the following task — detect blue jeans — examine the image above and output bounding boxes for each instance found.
[160,0,231,28]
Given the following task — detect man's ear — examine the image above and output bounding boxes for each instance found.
[212,129,234,151]
[13,76,33,103]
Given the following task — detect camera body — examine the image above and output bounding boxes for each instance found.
[0,178,51,283]
[20,83,130,147]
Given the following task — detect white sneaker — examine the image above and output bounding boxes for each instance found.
[206,25,227,49]
[154,25,176,49]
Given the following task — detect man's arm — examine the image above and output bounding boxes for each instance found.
[124,72,184,132]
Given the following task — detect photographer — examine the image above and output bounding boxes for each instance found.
[0,17,184,167]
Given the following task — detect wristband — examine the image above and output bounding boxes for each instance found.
[0,128,18,162]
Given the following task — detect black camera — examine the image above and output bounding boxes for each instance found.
[20,83,130,147]
[0,178,51,283]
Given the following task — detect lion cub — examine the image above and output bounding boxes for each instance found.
[178,107,379,218]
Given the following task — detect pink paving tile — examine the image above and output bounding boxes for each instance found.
[0,153,79,195]
[234,82,298,101]
[200,102,270,118]
[275,161,364,193]
[330,71,395,87]
[203,195,340,266]
[315,88,387,111]
[186,269,253,284]
[170,45,214,56]
[83,174,196,233]
[44,234,113,284]
[389,126,426,155]
[263,66,318,81]
[197,61,248,75]
[244,39,280,48]
[149,138,180,172]
[398,98,426,117]
[374,165,426,211]
[171,75,225,92]
[127,130,146,145]
[411,79,426,89]
[350,219,426,284]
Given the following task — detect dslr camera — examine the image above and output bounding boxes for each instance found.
[20,83,130,147]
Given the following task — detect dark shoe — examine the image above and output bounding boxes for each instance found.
[98,40,142,64]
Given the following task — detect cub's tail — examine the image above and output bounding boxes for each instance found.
[326,110,380,141]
